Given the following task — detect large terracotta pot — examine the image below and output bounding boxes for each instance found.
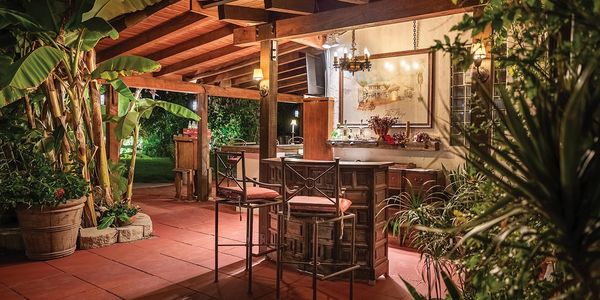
[16,197,86,260]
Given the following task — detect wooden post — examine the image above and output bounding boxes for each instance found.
[196,92,210,201]
[106,86,120,163]
[258,39,279,180]
[258,39,278,253]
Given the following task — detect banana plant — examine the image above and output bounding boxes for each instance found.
[0,0,164,227]
[110,79,199,204]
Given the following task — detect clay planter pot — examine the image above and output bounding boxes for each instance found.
[16,197,86,260]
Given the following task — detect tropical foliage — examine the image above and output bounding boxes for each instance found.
[0,0,198,227]
[391,0,600,298]
[208,96,259,147]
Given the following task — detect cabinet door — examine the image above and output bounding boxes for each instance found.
[388,170,402,189]
[402,170,440,193]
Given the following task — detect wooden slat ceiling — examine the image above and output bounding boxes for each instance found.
[97,0,374,95]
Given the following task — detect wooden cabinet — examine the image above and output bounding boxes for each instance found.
[260,158,393,283]
[302,97,334,160]
[388,165,444,196]
[174,135,197,169]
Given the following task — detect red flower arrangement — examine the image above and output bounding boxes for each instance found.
[54,188,65,199]
[368,116,398,140]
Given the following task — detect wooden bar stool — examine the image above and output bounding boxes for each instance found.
[213,150,282,294]
[276,157,359,300]
[173,168,194,200]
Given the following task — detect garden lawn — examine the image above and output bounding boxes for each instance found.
[123,156,174,183]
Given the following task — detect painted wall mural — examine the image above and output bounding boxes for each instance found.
[341,49,434,127]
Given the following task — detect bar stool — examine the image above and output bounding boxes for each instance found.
[276,157,359,300]
[213,150,282,294]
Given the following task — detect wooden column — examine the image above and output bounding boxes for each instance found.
[106,86,120,162]
[196,92,210,201]
[258,39,279,180]
[303,97,334,160]
[258,40,278,253]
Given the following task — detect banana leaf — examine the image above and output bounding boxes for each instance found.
[115,110,139,140]
[0,46,63,90]
[83,0,164,22]
[91,56,160,81]
[65,17,118,51]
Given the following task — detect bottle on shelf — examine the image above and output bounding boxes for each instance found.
[342,120,349,141]
[359,119,365,140]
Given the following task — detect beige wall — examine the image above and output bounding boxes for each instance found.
[324,13,470,170]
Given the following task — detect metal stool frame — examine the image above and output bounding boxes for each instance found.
[275,157,360,300]
[213,150,282,294]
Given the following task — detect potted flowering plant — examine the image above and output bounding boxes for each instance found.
[368,115,398,141]
[0,139,88,260]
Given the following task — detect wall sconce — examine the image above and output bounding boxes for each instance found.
[253,68,269,97]
[472,40,489,82]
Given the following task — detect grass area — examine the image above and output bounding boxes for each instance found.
[122,154,174,183]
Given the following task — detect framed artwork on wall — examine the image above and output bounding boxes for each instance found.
[339,48,435,128]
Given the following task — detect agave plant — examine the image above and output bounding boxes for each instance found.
[433,0,600,297]
[0,0,199,226]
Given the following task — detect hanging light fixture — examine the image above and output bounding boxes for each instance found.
[333,30,371,75]
[322,33,340,49]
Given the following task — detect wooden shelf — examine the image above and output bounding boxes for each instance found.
[328,140,440,151]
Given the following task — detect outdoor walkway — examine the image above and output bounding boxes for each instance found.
[0,185,425,300]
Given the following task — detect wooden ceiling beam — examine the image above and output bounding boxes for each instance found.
[233,64,306,87]
[146,25,235,61]
[98,12,207,62]
[155,44,248,77]
[336,0,369,4]
[279,68,307,81]
[199,0,238,8]
[109,0,182,32]
[233,0,481,45]
[279,82,308,93]
[218,5,269,23]
[264,0,315,15]
[202,56,305,85]
[279,77,307,89]
[183,42,307,81]
[121,76,302,102]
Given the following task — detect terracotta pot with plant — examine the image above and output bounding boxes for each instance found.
[0,136,89,260]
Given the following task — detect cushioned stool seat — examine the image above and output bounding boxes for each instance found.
[288,196,352,213]
[219,186,280,199]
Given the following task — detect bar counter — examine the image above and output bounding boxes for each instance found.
[260,158,393,283]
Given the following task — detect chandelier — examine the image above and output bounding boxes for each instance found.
[333,30,371,75]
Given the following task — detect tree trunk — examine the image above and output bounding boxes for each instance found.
[43,79,71,167]
[126,125,139,205]
[87,50,114,206]
[23,95,35,129]
[67,86,97,228]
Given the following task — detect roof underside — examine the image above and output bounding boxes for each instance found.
[97,0,361,96]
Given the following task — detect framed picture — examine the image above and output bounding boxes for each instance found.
[339,49,435,128]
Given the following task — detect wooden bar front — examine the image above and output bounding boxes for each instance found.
[260,158,393,283]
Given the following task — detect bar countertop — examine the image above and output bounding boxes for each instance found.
[262,157,394,167]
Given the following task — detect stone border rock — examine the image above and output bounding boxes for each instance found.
[78,213,153,249]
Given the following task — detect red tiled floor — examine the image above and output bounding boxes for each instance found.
[0,185,430,299]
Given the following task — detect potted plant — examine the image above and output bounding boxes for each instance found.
[0,140,89,260]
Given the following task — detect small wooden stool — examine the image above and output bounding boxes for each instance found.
[173,168,194,200]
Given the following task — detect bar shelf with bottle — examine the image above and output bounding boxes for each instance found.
[329,120,440,151]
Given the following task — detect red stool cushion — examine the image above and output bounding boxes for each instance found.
[219,186,280,199]
[288,196,352,213]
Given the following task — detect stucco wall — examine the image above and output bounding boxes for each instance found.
[324,13,470,170]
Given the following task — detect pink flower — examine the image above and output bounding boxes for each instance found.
[55,188,65,199]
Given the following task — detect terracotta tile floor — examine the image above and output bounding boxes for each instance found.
[0,185,431,300]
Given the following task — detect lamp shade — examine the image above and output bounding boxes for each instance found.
[253,68,264,81]
[473,41,487,60]
[290,119,297,126]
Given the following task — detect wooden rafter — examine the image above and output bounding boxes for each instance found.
[202,55,306,85]
[146,25,235,61]
[280,82,308,93]
[279,77,307,89]
[199,0,238,8]
[218,5,269,23]
[337,0,369,4]
[264,0,315,15]
[155,44,248,76]
[121,76,302,102]
[184,42,308,81]
[234,0,481,44]
[99,12,207,61]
